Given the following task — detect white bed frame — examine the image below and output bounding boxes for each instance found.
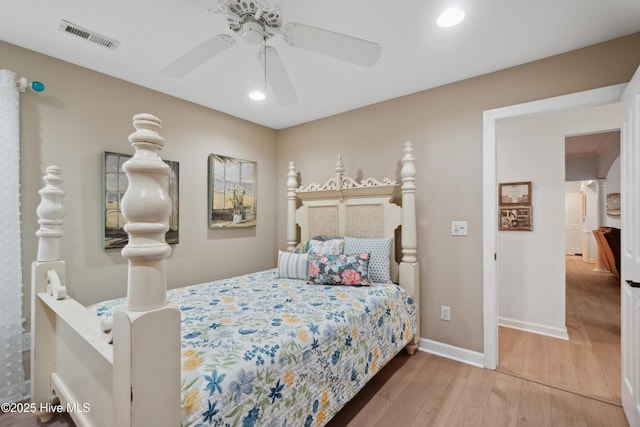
[30,113,420,426]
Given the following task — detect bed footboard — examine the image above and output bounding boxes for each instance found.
[31,114,181,427]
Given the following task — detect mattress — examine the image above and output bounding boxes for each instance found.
[92,269,417,427]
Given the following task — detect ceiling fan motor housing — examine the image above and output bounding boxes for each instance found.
[227,0,281,40]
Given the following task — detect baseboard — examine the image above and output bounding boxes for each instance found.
[499,317,569,340]
[418,337,485,368]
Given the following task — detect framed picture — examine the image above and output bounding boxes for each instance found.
[103,151,179,249]
[499,181,532,206]
[606,192,620,216]
[499,206,533,231]
[208,154,257,228]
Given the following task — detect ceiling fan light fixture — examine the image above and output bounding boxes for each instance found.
[249,90,266,101]
[437,7,465,27]
[242,20,265,45]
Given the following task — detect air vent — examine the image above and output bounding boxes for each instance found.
[59,20,120,50]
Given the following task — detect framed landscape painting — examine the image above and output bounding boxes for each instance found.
[208,154,257,228]
[103,151,180,249]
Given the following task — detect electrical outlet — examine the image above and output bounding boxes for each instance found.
[22,332,31,352]
[440,305,451,321]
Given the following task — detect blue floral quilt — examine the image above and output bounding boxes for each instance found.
[92,269,417,427]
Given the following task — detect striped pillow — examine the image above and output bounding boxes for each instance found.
[277,251,309,280]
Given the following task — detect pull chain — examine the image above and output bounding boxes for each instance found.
[263,38,267,91]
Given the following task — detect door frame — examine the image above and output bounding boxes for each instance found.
[482,83,627,369]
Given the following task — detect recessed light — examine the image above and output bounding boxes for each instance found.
[249,90,266,101]
[437,7,465,27]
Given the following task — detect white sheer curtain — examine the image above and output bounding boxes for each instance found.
[0,69,26,403]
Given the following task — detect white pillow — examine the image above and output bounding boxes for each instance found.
[343,236,393,283]
[277,251,309,280]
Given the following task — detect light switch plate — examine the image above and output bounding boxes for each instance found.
[451,221,468,236]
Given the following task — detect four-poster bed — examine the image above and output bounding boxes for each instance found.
[30,113,420,426]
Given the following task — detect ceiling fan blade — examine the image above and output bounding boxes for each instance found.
[190,0,229,14]
[257,46,298,105]
[161,34,235,78]
[282,23,381,68]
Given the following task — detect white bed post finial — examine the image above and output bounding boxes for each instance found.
[286,161,298,252]
[36,166,65,262]
[336,154,345,190]
[32,167,68,418]
[120,113,172,311]
[401,142,418,263]
[113,114,180,427]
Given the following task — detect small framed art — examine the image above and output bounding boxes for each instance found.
[499,181,532,206]
[208,154,257,228]
[499,206,533,231]
[606,192,620,216]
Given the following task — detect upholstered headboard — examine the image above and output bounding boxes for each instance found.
[296,182,400,240]
[286,154,406,282]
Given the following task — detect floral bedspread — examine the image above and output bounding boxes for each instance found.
[91,269,417,427]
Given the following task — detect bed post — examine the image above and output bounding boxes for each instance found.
[286,162,298,251]
[31,166,66,422]
[112,113,181,427]
[399,141,420,355]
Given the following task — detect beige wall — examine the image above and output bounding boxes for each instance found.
[276,33,640,352]
[1,41,278,332]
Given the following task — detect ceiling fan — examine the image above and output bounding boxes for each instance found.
[161,0,382,105]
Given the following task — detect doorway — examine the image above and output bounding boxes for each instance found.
[482,83,626,370]
[493,126,623,402]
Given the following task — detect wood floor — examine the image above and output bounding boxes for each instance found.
[498,256,622,405]
[328,351,628,426]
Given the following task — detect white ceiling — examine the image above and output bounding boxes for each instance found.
[565,130,621,160]
[2,0,640,129]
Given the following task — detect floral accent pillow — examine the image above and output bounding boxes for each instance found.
[308,252,371,286]
[307,238,344,256]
